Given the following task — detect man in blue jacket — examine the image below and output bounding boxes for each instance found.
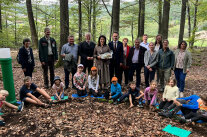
[108,32,124,84]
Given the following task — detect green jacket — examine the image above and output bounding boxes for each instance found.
[158,48,175,70]
[173,49,192,73]
[38,36,58,63]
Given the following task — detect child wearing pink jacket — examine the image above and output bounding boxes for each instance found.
[144,80,158,108]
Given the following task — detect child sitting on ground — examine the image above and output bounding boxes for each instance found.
[118,81,144,108]
[158,77,179,112]
[104,77,122,102]
[144,80,158,109]
[19,76,53,107]
[88,66,102,97]
[0,90,23,126]
[73,64,87,96]
[52,76,65,101]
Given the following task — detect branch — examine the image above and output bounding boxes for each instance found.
[120,2,139,10]
[101,0,111,17]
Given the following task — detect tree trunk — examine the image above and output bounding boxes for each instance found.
[59,0,69,66]
[88,0,92,33]
[158,0,162,34]
[14,4,17,46]
[0,3,2,32]
[26,0,38,48]
[92,0,96,42]
[161,0,170,39]
[191,0,198,47]
[178,0,187,45]
[112,0,120,33]
[78,0,82,43]
[131,17,134,44]
[187,1,191,47]
[139,0,145,37]
[138,1,141,38]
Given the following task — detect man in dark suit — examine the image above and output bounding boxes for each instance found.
[79,32,96,73]
[127,39,147,88]
[39,27,58,88]
[108,32,124,84]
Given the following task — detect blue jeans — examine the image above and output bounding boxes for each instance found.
[144,66,156,87]
[64,68,76,89]
[54,92,64,100]
[128,63,142,88]
[174,68,186,92]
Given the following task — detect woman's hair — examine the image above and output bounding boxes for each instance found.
[154,34,163,49]
[89,69,98,78]
[0,90,9,96]
[163,39,169,44]
[23,38,31,45]
[150,80,157,86]
[200,94,207,103]
[24,76,32,83]
[178,40,187,49]
[167,77,176,86]
[122,38,128,42]
[149,42,154,47]
[97,35,107,46]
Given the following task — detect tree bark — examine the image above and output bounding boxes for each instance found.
[161,0,171,39]
[26,0,38,48]
[131,17,134,44]
[139,0,145,38]
[187,1,191,47]
[88,0,92,33]
[158,0,162,34]
[14,4,17,46]
[59,0,69,65]
[191,0,198,47]
[112,0,120,33]
[0,3,2,32]
[178,0,187,45]
[92,0,97,42]
[78,0,82,43]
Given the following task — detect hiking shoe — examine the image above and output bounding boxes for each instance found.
[0,121,5,126]
[179,117,187,123]
[138,104,144,108]
[17,102,24,112]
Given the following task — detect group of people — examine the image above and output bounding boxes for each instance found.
[0,27,206,126]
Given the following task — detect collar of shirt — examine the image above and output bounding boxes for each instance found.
[68,43,75,46]
[45,36,50,41]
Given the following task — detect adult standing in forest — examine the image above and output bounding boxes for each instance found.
[140,34,149,50]
[157,39,174,92]
[173,40,192,97]
[61,35,79,90]
[18,38,35,77]
[79,32,96,73]
[108,32,124,84]
[127,39,147,88]
[120,38,131,86]
[94,35,111,89]
[39,27,58,89]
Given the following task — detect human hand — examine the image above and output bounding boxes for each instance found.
[87,57,90,60]
[95,90,98,93]
[90,57,94,60]
[83,86,85,90]
[58,97,61,101]
[22,68,26,72]
[120,63,123,67]
[97,56,101,59]
[149,68,152,71]
[186,69,189,73]
[41,62,45,65]
[147,66,150,69]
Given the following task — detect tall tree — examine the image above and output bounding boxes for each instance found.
[0,2,2,32]
[78,0,82,43]
[59,0,69,65]
[161,0,171,39]
[187,1,191,47]
[138,0,145,38]
[26,0,38,48]
[112,0,120,33]
[191,0,199,47]
[178,0,187,44]
[158,0,162,34]
[92,0,97,42]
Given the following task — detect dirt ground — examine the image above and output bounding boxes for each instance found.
[0,49,207,137]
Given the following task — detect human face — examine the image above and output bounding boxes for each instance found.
[112,81,117,85]
[45,30,50,37]
[24,79,32,88]
[100,37,105,45]
[163,40,169,49]
[0,94,7,101]
[150,83,157,90]
[91,70,97,76]
[24,41,30,48]
[156,36,162,43]
[85,34,91,42]
[149,43,155,51]
[68,37,74,45]
[180,42,187,50]
[143,35,148,41]
[169,80,175,87]
[135,40,140,49]
[123,39,128,46]
[112,33,119,41]
[130,84,136,90]
[78,67,83,72]
[55,80,61,85]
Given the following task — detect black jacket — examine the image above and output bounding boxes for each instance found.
[108,41,123,64]
[127,46,147,67]
[79,41,95,67]
[18,46,35,69]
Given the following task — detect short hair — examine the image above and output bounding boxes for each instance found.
[23,38,31,45]
[122,38,128,42]
[44,27,50,32]
[68,35,74,38]
[167,77,176,86]
[0,90,9,96]
[113,31,119,35]
[129,81,136,85]
[200,94,207,103]
[143,34,148,37]
[135,38,141,43]
[24,76,32,83]
[150,80,157,85]
[163,39,169,44]
[85,32,91,37]
[178,40,187,49]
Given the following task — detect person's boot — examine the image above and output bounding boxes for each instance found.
[158,109,167,116]
[180,92,184,97]
[163,111,174,118]
[0,121,5,126]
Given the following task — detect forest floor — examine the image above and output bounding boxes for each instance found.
[0,48,207,137]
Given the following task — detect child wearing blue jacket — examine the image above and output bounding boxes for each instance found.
[104,77,122,102]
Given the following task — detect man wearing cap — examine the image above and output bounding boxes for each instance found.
[61,35,79,89]
[39,27,58,88]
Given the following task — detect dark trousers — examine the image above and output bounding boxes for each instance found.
[119,92,142,104]
[23,65,34,77]
[42,55,55,87]
[120,67,129,85]
[144,66,156,87]
[104,92,121,101]
[89,89,102,97]
[64,68,77,89]
[159,100,174,110]
[190,114,207,122]
[110,61,122,84]
[83,62,93,74]
[128,63,142,88]
[77,88,87,96]
[174,68,187,92]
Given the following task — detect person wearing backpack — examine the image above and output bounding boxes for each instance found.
[18,38,35,77]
